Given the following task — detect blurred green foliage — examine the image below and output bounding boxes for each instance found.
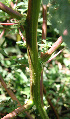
[49,0,70,48]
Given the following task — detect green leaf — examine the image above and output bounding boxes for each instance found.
[0,49,8,57]
[0,106,4,111]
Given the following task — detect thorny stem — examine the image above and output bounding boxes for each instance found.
[41,29,68,62]
[46,49,64,63]
[41,36,63,62]
[0,2,23,20]
[26,0,49,118]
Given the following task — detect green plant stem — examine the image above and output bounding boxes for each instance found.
[26,0,49,118]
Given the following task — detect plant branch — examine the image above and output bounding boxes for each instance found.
[40,4,47,105]
[46,49,64,63]
[0,29,5,38]
[10,1,15,9]
[1,100,33,119]
[42,4,47,40]
[0,75,33,119]
[41,36,63,62]
[0,75,21,106]
[43,86,59,119]
[0,2,23,20]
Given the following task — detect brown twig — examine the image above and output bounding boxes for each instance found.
[42,5,47,40]
[43,86,59,119]
[46,49,64,63]
[10,1,18,9]
[41,36,63,61]
[1,102,33,119]
[0,75,21,106]
[18,28,26,41]
[0,75,33,119]
[0,2,23,20]
[41,28,68,62]
[10,2,14,9]
[0,29,5,38]
[40,4,47,105]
